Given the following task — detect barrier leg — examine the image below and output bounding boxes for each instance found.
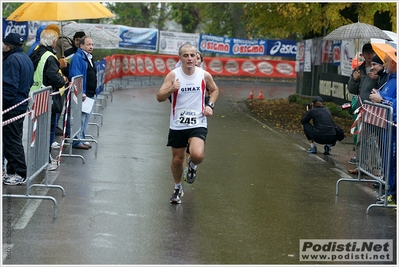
[3,194,59,219]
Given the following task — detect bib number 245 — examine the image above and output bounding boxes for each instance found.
[179,116,197,125]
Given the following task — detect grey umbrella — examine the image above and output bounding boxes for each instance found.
[323,22,392,70]
[323,22,393,41]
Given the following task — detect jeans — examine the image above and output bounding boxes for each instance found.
[72,96,95,147]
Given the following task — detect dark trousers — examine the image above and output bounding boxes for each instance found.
[3,110,27,178]
[303,123,337,146]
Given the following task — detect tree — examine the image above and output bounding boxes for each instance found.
[168,3,201,33]
[105,2,160,28]
[243,2,397,40]
[198,3,247,38]
[2,2,23,18]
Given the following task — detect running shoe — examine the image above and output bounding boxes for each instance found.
[307,147,317,154]
[3,174,26,186]
[186,160,197,184]
[2,172,9,183]
[170,187,184,204]
[48,158,59,171]
[348,157,357,165]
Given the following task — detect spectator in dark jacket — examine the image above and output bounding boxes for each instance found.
[2,33,34,185]
[301,96,337,155]
[347,43,378,172]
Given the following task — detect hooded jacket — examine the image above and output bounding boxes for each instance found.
[27,25,46,56]
[3,46,34,111]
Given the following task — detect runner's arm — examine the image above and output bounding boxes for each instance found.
[157,71,177,102]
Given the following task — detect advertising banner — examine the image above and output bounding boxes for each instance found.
[230,38,266,56]
[199,34,267,56]
[266,40,297,58]
[340,39,355,76]
[199,34,231,55]
[321,40,333,64]
[159,31,199,55]
[118,26,158,52]
[332,41,341,67]
[2,18,28,40]
[103,54,296,84]
[304,39,312,72]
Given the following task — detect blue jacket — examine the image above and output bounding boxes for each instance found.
[379,72,397,123]
[69,48,97,97]
[27,25,46,56]
[3,47,34,111]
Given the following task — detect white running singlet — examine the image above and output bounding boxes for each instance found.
[169,67,207,130]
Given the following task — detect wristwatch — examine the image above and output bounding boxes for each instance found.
[207,102,215,109]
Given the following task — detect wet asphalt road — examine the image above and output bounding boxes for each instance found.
[2,77,396,265]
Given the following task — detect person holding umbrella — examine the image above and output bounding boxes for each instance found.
[347,43,378,174]
[64,31,86,58]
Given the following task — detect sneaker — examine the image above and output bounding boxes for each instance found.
[51,141,60,149]
[3,174,26,186]
[170,187,184,204]
[48,158,59,171]
[307,146,317,154]
[323,144,331,155]
[348,157,357,165]
[376,194,385,201]
[186,160,197,184]
[83,142,92,148]
[3,172,9,183]
[376,194,396,205]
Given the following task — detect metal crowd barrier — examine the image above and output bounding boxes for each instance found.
[2,86,65,219]
[336,100,395,213]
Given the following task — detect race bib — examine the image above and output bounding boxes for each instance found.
[176,109,200,126]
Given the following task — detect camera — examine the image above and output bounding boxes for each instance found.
[306,102,312,110]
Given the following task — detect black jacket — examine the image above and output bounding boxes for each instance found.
[301,106,336,136]
[30,45,65,92]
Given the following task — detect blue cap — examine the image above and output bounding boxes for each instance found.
[3,32,24,46]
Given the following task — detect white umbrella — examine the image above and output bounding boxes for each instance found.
[370,30,397,49]
[63,22,122,47]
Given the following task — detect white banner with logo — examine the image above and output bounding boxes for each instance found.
[159,31,199,55]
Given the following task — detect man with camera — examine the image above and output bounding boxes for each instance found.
[301,96,337,155]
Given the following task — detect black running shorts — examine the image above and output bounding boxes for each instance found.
[167,127,208,148]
